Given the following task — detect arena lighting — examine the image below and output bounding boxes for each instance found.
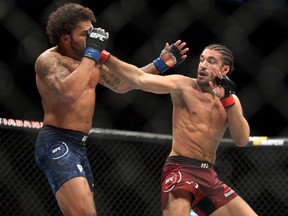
[216,0,246,4]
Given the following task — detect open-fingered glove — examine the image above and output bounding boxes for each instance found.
[153,44,185,74]
[216,75,236,108]
[84,27,109,63]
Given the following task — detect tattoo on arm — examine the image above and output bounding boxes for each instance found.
[99,65,122,90]
[36,55,70,93]
[100,74,121,90]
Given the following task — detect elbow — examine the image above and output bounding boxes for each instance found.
[57,84,82,104]
[113,80,140,93]
[115,85,139,94]
[232,128,250,147]
[62,94,79,104]
[58,89,80,104]
[114,88,130,94]
[234,135,250,147]
[111,82,135,94]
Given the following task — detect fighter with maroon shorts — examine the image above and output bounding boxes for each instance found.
[105,43,258,215]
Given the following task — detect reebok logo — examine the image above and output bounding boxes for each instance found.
[224,189,235,197]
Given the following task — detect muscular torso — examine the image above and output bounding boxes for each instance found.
[35,47,100,133]
[169,78,228,164]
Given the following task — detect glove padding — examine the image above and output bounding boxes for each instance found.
[215,75,236,98]
[153,43,185,74]
[84,27,109,62]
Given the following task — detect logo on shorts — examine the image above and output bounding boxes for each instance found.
[163,171,182,192]
[186,180,199,189]
[50,142,69,160]
[77,164,84,173]
[82,136,88,142]
[223,185,235,197]
[224,189,235,197]
[200,163,209,168]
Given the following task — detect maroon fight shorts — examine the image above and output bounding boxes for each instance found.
[161,156,238,216]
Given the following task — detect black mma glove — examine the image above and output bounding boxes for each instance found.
[169,44,185,67]
[84,27,109,63]
[215,75,236,108]
[153,44,185,74]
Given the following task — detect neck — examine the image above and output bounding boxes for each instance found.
[195,81,216,96]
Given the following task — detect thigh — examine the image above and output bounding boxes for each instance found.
[211,196,258,216]
[55,177,96,214]
[41,141,87,193]
[163,189,192,216]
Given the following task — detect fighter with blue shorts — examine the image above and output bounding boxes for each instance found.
[34,125,93,194]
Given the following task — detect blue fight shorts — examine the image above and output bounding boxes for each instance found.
[34,125,94,194]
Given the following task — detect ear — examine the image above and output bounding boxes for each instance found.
[221,65,230,75]
[60,34,70,44]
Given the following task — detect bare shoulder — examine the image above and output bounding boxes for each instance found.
[35,48,78,81]
[35,48,62,79]
[167,74,196,86]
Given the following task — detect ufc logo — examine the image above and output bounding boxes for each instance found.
[90,32,105,41]
[52,146,61,154]
[165,176,174,184]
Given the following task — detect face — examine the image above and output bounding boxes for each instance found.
[67,21,93,60]
[197,49,227,87]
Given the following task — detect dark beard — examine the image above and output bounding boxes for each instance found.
[196,79,209,87]
[70,40,85,60]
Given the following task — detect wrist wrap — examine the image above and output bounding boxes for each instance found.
[98,50,110,64]
[220,95,235,108]
[153,57,169,74]
[84,48,101,62]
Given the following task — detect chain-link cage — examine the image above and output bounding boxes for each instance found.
[0,121,288,216]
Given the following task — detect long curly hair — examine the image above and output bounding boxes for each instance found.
[46,3,96,45]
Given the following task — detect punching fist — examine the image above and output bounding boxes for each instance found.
[153,40,189,74]
[84,27,109,63]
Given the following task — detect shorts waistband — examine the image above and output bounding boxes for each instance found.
[166,156,214,168]
[41,125,89,142]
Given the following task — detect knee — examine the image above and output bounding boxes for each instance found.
[73,203,97,216]
[59,202,97,216]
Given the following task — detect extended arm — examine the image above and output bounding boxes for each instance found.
[105,55,182,94]
[99,40,189,93]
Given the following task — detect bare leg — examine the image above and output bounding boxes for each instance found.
[210,196,258,216]
[163,189,192,216]
[55,177,96,216]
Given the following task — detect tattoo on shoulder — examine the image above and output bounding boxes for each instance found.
[36,54,71,89]
[36,57,51,79]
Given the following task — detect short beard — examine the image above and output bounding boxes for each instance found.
[70,40,85,60]
[196,79,209,87]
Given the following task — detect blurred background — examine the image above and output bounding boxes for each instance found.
[0,0,287,137]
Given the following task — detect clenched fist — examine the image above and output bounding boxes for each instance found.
[84,27,109,63]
